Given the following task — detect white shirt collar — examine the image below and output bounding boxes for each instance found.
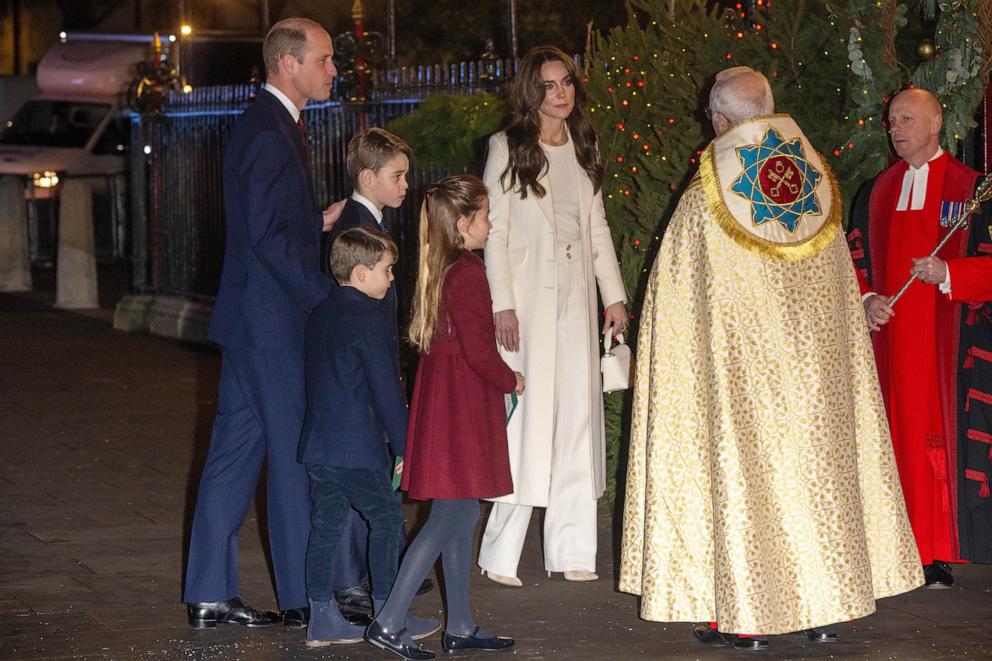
[350,191,384,225]
[896,147,944,212]
[263,83,301,122]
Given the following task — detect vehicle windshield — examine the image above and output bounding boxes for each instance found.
[0,100,111,148]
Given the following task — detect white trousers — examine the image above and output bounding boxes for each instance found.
[478,244,598,576]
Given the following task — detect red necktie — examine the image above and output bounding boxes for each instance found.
[297,115,309,151]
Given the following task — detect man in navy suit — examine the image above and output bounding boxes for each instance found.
[184,17,344,629]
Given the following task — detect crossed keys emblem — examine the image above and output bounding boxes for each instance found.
[766,159,800,198]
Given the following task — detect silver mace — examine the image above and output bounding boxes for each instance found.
[888,174,992,307]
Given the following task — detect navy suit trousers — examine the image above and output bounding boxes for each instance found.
[184,348,310,609]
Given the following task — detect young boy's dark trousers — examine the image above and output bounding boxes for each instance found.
[304,464,405,602]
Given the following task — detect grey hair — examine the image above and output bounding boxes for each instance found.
[263,17,325,77]
[708,66,775,123]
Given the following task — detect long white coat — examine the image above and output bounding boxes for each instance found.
[482,131,626,506]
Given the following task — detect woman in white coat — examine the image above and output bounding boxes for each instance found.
[478,46,627,586]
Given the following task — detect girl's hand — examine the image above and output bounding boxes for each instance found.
[602,301,628,337]
[513,371,525,395]
[495,309,520,352]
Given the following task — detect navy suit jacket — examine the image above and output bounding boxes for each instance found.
[298,285,408,469]
[209,88,331,350]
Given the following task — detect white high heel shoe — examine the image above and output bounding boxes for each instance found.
[481,569,522,587]
[559,570,599,582]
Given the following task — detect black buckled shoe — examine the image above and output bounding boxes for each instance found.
[692,624,733,647]
[366,620,435,660]
[281,606,309,627]
[923,561,954,589]
[186,596,281,629]
[441,627,514,653]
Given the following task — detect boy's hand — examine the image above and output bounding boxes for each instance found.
[322,199,347,231]
[513,371,525,395]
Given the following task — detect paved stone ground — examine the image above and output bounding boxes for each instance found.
[2,271,991,660]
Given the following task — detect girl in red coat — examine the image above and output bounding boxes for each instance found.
[365,175,525,660]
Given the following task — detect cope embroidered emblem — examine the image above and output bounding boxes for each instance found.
[730,127,823,233]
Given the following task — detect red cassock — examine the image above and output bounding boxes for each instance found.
[401,250,517,501]
[849,152,992,564]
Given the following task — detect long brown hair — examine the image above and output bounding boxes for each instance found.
[408,175,489,352]
[500,46,603,199]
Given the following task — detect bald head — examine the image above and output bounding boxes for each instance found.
[708,67,775,134]
[888,87,942,167]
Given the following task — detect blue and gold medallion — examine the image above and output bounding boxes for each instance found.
[730,127,822,234]
[699,114,839,261]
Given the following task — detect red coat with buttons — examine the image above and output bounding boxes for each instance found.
[401,250,517,500]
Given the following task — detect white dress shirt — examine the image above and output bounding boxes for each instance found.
[351,192,385,229]
[263,83,301,122]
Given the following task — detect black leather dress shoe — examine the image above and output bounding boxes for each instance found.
[365,620,435,660]
[416,578,434,596]
[442,627,514,653]
[924,561,954,588]
[335,585,373,615]
[281,606,309,627]
[186,597,281,629]
[692,624,733,647]
[734,636,769,651]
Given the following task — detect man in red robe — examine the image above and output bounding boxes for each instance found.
[848,87,992,587]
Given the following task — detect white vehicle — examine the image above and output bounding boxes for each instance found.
[0,37,149,262]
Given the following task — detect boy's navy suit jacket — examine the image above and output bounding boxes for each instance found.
[298,285,408,469]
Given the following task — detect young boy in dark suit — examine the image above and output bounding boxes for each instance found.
[298,227,408,646]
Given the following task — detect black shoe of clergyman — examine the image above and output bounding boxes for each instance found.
[187,597,281,629]
[734,636,769,651]
[793,628,838,642]
[923,561,954,589]
[281,606,309,627]
[416,578,434,596]
[692,624,733,647]
[442,627,514,653]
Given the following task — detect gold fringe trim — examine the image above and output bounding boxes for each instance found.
[698,144,840,261]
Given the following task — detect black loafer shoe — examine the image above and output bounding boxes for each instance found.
[186,596,281,629]
[416,578,434,596]
[281,606,309,627]
[335,585,373,615]
[693,624,733,647]
[442,627,514,653]
[365,621,435,660]
[924,561,954,589]
[734,636,768,651]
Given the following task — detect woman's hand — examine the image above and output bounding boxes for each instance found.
[495,309,520,352]
[602,301,628,337]
[513,371,525,395]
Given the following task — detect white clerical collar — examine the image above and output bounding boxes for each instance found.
[263,83,301,122]
[896,147,944,212]
[350,191,385,226]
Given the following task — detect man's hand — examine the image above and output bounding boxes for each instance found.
[863,294,894,332]
[602,301,628,337]
[322,199,347,231]
[495,309,520,352]
[910,255,948,285]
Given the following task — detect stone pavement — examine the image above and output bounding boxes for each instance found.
[1,282,991,660]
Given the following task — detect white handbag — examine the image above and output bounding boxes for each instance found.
[601,331,632,393]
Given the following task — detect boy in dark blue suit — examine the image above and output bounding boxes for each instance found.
[299,227,408,646]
